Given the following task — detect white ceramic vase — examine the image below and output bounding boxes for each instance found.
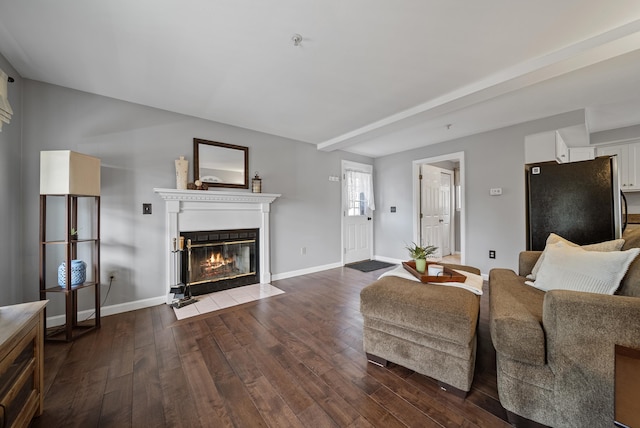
[175,156,188,190]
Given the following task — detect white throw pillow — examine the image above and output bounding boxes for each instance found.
[526,233,625,281]
[525,242,639,295]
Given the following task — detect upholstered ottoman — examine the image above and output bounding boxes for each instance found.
[360,264,481,395]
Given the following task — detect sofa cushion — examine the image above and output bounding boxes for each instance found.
[489,268,546,365]
[527,233,625,281]
[620,227,640,297]
[527,242,639,295]
[518,250,542,277]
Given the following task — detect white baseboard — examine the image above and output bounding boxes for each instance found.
[272,262,343,281]
[51,255,477,325]
[273,257,406,282]
[46,295,167,327]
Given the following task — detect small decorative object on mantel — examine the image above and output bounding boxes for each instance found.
[187,180,209,190]
[175,156,188,190]
[405,241,438,273]
[252,172,262,193]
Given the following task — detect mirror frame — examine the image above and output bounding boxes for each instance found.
[193,138,249,189]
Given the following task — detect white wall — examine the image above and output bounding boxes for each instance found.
[0,53,22,306]
[373,110,586,275]
[20,80,371,315]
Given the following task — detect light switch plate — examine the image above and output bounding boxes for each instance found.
[142,203,152,214]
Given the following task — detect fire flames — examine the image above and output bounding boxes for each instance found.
[192,251,236,282]
[208,252,233,270]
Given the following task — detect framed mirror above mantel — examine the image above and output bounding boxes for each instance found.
[193,138,249,189]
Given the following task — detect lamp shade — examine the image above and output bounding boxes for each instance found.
[40,150,101,195]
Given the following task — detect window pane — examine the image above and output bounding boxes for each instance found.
[346,170,372,216]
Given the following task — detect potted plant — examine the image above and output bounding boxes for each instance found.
[405,242,438,273]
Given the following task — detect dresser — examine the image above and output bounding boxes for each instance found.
[0,301,47,428]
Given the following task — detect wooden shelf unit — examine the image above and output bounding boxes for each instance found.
[39,194,101,342]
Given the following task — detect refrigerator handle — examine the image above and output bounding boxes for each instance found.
[621,191,628,233]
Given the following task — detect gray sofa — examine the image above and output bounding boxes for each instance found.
[489,229,640,427]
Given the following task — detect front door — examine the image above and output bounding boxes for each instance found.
[342,161,374,264]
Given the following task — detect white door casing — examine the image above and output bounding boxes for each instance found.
[413,152,465,265]
[342,161,374,264]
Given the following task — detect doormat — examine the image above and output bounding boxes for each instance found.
[346,260,396,272]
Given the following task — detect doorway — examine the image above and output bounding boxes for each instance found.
[342,160,374,264]
[413,152,465,265]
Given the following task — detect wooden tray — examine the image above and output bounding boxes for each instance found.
[402,261,467,284]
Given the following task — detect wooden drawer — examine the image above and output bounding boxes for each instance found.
[0,302,46,428]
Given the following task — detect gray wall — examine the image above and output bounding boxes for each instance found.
[3,67,616,311]
[373,110,586,274]
[20,80,371,315]
[0,53,22,306]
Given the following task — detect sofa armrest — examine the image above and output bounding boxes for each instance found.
[489,268,546,365]
[518,251,542,277]
[543,290,640,359]
[542,290,640,425]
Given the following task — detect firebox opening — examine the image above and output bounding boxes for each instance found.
[180,229,259,296]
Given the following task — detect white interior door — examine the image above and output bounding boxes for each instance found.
[439,170,452,256]
[342,161,374,264]
[420,165,453,259]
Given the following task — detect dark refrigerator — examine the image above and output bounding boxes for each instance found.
[525,156,624,251]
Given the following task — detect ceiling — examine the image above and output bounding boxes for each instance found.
[1,1,640,158]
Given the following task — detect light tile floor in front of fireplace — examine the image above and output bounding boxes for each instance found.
[172,283,285,320]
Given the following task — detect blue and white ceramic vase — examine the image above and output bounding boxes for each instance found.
[58,260,87,287]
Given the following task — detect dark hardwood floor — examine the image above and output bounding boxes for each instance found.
[33,266,510,427]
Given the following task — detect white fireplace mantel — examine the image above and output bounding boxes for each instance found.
[154,188,281,303]
[154,188,281,204]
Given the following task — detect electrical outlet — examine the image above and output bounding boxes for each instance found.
[489,250,496,259]
[489,188,502,196]
[108,271,117,282]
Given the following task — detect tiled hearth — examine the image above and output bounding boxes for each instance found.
[172,283,285,320]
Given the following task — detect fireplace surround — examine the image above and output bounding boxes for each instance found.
[154,189,280,303]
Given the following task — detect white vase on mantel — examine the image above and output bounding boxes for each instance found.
[175,156,188,190]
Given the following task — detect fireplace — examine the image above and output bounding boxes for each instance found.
[181,228,259,295]
[154,188,280,304]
